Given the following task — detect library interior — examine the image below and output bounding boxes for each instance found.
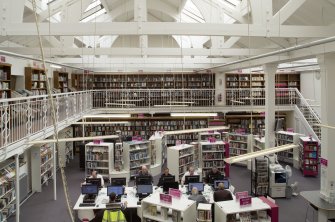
[1,0,335,222]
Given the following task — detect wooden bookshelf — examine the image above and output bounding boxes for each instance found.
[25,67,47,95]
[0,63,12,99]
[275,72,300,90]
[53,71,69,93]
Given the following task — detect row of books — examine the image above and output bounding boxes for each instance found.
[0,82,9,90]
[0,162,16,185]
[202,160,225,168]
[0,70,8,80]
[0,181,14,197]
[86,153,108,161]
[129,151,148,161]
[230,149,247,155]
[130,159,150,169]
[41,163,53,175]
[86,161,108,168]
[179,163,194,175]
[202,145,225,151]
[230,142,248,149]
[179,147,193,156]
[229,135,248,142]
[179,156,193,166]
[202,152,224,159]
[0,91,9,99]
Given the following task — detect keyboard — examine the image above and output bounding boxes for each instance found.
[79,203,96,207]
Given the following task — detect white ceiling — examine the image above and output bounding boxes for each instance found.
[1,0,335,72]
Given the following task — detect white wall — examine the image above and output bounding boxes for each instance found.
[300,70,321,117]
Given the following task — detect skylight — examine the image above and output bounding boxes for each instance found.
[217,0,241,8]
[80,8,106,23]
[181,0,205,23]
[85,0,102,12]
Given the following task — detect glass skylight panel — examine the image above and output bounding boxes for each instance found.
[85,0,102,12]
[80,8,106,23]
[181,0,205,23]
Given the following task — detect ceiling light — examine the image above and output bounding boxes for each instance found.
[116,99,143,102]
[50,64,62,69]
[105,103,136,106]
[154,105,189,107]
[83,114,131,118]
[171,113,218,117]
[71,121,130,125]
[167,101,195,104]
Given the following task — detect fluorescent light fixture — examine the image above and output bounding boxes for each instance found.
[71,121,130,125]
[105,103,136,106]
[50,64,62,69]
[85,0,101,12]
[167,101,195,104]
[230,100,245,104]
[154,105,189,107]
[83,114,131,118]
[116,99,143,102]
[171,113,218,117]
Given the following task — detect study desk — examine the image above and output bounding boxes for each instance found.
[301,190,335,222]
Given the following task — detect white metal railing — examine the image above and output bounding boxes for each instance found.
[0,91,92,148]
[0,88,299,150]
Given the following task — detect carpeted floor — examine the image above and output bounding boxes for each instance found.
[9,155,320,222]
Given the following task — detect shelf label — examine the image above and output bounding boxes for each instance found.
[160,193,172,204]
[260,112,266,117]
[240,196,252,206]
[287,128,294,132]
[208,137,216,143]
[93,139,101,144]
[235,191,249,200]
[176,140,181,145]
[320,158,328,167]
[0,56,6,63]
[138,113,144,118]
[169,188,181,198]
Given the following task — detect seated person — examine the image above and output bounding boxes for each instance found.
[91,192,128,222]
[157,167,173,187]
[136,165,153,182]
[82,170,105,187]
[181,166,199,185]
[213,182,233,202]
[188,187,208,206]
[205,167,224,184]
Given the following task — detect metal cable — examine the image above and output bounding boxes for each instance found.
[31,1,75,221]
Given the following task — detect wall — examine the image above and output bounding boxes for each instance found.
[300,70,321,117]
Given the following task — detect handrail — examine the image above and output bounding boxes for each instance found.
[294,88,321,123]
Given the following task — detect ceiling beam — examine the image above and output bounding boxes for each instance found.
[272,0,306,24]
[0,47,277,56]
[4,22,334,38]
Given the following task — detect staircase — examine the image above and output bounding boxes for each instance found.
[294,89,321,142]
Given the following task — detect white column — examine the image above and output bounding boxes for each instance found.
[134,0,147,58]
[263,63,277,149]
[53,142,57,200]
[15,154,20,222]
[318,53,335,211]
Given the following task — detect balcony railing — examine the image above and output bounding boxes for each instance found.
[0,88,298,150]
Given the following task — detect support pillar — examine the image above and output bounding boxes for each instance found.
[317,53,335,221]
[15,154,20,222]
[53,142,57,200]
[263,63,277,149]
[134,0,148,58]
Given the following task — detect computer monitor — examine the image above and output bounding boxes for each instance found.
[163,181,179,193]
[110,177,126,186]
[107,186,124,196]
[188,182,204,193]
[208,174,225,184]
[184,175,200,185]
[86,178,102,188]
[136,175,152,185]
[137,184,153,195]
[214,179,230,189]
[162,175,175,183]
[81,184,99,195]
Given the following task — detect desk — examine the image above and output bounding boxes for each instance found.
[73,187,140,221]
[301,191,335,222]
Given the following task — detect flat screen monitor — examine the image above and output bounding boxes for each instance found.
[110,177,126,186]
[136,175,152,185]
[107,186,124,196]
[184,175,200,185]
[214,179,230,189]
[162,175,175,183]
[137,184,153,195]
[188,182,204,192]
[163,181,179,193]
[86,178,102,187]
[81,184,99,195]
[275,172,286,184]
[208,174,225,184]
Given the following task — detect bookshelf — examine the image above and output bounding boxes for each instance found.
[85,142,113,178]
[199,141,230,179]
[276,131,302,168]
[53,71,69,93]
[141,192,197,222]
[251,157,269,197]
[123,141,151,178]
[253,136,265,152]
[110,142,129,184]
[149,133,166,177]
[198,132,221,141]
[190,142,200,169]
[275,72,300,90]
[214,197,278,222]
[0,160,16,221]
[58,127,74,167]
[167,144,195,182]
[25,67,47,95]
[0,63,12,99]
[299,137,319,177]
[228,133,253,167]
[31,143,54,192]
[197,203,212,222]
[226,115,265,136]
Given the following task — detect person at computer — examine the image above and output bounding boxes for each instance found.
[157,167,173,187]
[181,166,199,185]
[188,187,208,206]
[89,170,105,187]
[90,192,127,222]
[205,166,224,184]
[136,165,153,184]
[213,182,233,202]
